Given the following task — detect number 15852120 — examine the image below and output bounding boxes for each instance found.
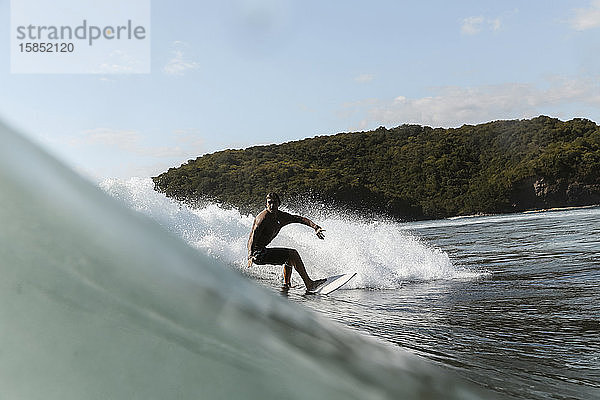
[19,42,74,53]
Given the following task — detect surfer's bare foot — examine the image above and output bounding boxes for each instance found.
[307,278,326,292]
[281,282,291,290]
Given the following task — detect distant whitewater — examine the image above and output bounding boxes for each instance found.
[0,120,492,399]
[100,177,483,290]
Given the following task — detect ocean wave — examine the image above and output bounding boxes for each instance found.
[101,177,484,290]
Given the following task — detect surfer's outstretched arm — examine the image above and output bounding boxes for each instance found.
[280,211,326,239]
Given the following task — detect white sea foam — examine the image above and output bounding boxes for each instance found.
[101,177,481,289]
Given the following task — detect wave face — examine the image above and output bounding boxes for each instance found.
[101,177,481,290]
[0,121,491,399]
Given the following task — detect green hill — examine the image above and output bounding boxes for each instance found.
[152,116,600,220]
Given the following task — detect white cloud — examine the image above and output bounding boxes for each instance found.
[570,0,600,30]
[170,128,205,156]
[73,161,179,182]
[461,16,485,35]
[461,16,502,35]
[354,74,375,83]
[163,42,200,76]
[73,128,140,150]
[347,78,600,129]
[489,18,502,31]
[95,50,146,74]
[70,128,204,158]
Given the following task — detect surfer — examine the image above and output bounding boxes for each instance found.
[247,192,327,291]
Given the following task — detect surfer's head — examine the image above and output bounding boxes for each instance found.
[266,192,280,213]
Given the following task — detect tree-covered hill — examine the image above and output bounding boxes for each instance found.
[152,116,600,220]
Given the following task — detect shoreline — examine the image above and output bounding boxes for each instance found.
[447,203,600,220]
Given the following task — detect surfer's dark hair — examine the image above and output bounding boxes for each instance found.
[266,192,281,205]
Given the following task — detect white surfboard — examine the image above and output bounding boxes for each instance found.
[309,272,356,295]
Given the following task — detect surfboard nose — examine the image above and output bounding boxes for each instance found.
[308,273,357,295]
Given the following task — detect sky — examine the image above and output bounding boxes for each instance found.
[1,0,600,180]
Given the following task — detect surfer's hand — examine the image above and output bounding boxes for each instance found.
[315,227,325,240]
[247,257,254,268]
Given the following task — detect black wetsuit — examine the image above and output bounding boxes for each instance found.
[247,209,319,265]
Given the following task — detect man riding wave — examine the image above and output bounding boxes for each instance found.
[247,193,326,292]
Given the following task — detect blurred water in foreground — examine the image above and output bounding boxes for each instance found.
[0,122,490,399]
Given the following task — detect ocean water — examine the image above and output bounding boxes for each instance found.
[0,122,490,399]
[101,178,600,400]
[3,119,597,399]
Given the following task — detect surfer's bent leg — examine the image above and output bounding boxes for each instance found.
[257,247,324,290]
[283,249,326,291]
